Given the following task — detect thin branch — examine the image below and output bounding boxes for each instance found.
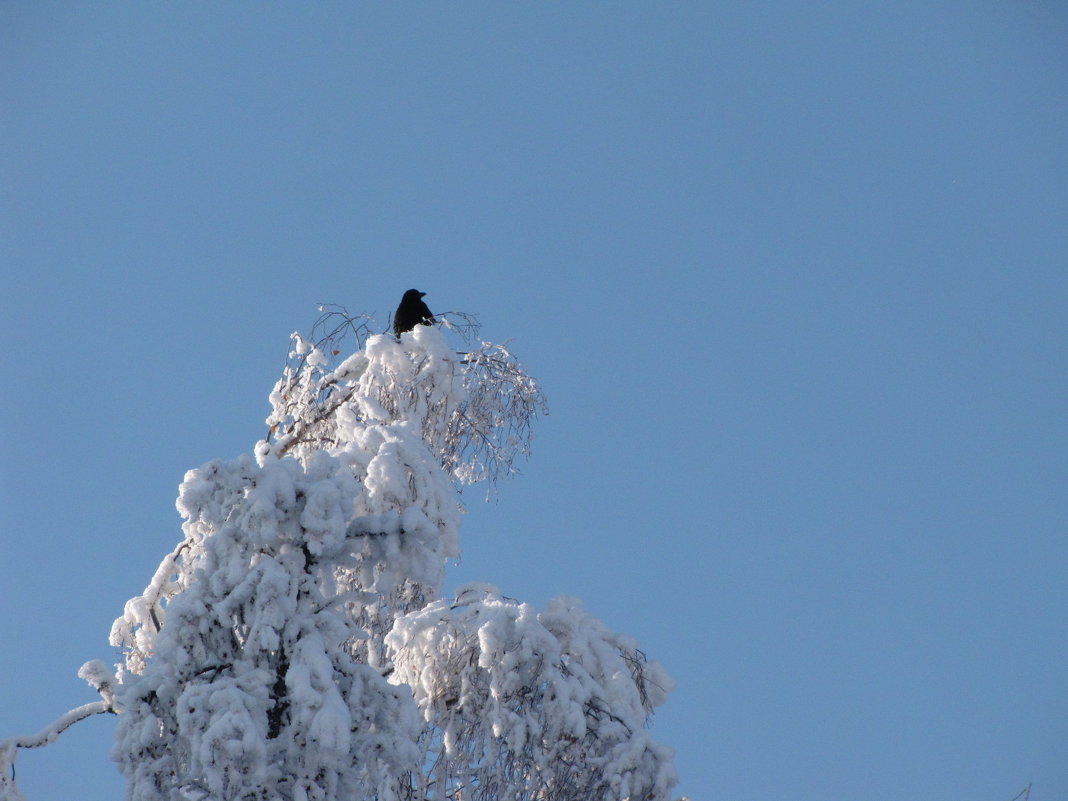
[273,382,359,458]
[3,701,114,750]
[1,702,115,801]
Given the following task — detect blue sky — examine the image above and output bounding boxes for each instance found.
[2,3,1066,800]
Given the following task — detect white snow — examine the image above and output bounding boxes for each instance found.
[102,323,674,801]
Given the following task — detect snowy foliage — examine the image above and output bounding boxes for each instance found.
[62,311,677,801]
[264,309,547,492]
[387,585,677,801]
[109,451,428,801]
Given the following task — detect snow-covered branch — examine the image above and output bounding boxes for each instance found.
[262,309,547,495]
[1,701,113,753]
[387,585,677,801]
[1,689,115,801]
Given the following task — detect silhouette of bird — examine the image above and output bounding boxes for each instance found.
[393,289,434,337]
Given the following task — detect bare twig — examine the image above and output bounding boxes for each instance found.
[434,311,482,346]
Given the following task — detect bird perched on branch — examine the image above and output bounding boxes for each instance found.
[392,289,434,337]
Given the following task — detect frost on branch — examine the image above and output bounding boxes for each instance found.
[0,678,115,801]
[386,584,677,801]
[264,307,547,492]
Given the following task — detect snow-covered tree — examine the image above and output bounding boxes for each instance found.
[2,307,678,801]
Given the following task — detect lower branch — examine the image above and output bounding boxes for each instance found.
[1,701,115,801]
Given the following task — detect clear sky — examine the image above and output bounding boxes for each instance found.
[2,4,1066,800]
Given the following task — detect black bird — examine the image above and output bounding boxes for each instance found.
[393,289,434,337]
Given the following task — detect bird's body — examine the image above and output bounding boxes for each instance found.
[393,289,434,336]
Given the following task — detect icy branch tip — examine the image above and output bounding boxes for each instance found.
[79,660,118,708]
